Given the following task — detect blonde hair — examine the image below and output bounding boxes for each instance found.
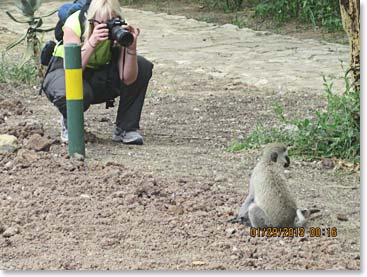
[83,0,123,41]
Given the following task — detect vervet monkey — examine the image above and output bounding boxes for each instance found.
[230,143,316,227]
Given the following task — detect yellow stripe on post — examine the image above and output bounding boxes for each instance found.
[65,69,83,100]
[64,43,85,157]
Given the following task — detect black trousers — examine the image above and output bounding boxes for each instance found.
[42,55,153,131]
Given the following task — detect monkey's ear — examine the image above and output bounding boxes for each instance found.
[270,152,278,162]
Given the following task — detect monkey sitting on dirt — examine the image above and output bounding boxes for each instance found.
[230,143,318,228]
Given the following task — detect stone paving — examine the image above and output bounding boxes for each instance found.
[126,9,349,93]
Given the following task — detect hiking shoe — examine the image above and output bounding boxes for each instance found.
[112,127,143,145]
[60,116,68,143]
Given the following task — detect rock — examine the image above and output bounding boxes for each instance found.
[125,194,137,205]
[212,242,231,250]
[346,261,359,270]
[192,203,208,212]
[168,205,185,215]
[61,162,76,171]
[100,238,119,249]
[99,117,110,122]
[237,134,245,141]
[72,153,85,161]
[221,23,239,31]
[217,206,233,216]
[0,134,18,153]
[14,217,23,224]
[127,203,138,210]
[201,184,211,191]
[105,161,124,167]
[2,226,20,238]
[15,119,44,139]
[16,149,38,163]
[214,175,227,182]
[226,228,236,237]
[324,244,338,255]
[111,191,125,198]
[244,260,255,267]
[336,214,348,221]
[108,169,120,178]
[321,158,334,169]
[4,161,13,170]
[192,261,207,266]
[101,169,120,183]
[135,180,161,197]
[85,131,98,143]
[0,99,25,115]
[26,134,52,152]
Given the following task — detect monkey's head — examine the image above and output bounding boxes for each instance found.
[262,143,290,168]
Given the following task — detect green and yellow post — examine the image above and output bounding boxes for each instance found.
[64,43,85,157]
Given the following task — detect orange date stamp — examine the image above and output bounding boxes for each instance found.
[250,227,337,238]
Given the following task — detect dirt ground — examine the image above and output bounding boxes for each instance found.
[0,0,360,270]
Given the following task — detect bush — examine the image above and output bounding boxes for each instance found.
[195,0,342,31]
[255,0,342,31]
[0,55,38,86]
[199,0,244,11]
[229,73,360,163]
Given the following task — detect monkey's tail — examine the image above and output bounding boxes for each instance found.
[227,216,238,223]
[295,208,321,227]
[227,215,250,225]
[295,209,307,227]
[308,208,321,215]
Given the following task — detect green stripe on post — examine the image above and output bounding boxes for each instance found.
[64,43,85,157]
[64,43,82,69]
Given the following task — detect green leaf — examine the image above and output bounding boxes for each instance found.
[6,33,27,51]
[14,0,42,16]
[6,11,31,23]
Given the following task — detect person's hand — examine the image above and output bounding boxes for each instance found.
[121,24,140,50]
[89,23,109,47]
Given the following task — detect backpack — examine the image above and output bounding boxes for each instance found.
[40,0,91,66]
[54,0,91,42]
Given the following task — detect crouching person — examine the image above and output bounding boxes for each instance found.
[42,0,153,145]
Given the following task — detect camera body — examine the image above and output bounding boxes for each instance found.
[105,18,134,48]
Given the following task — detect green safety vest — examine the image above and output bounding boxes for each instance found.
[53,10,112,69]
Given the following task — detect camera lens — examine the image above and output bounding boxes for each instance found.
[111,26,134,47]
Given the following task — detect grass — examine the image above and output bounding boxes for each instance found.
[229,73,360,163]
[231,14,247,28]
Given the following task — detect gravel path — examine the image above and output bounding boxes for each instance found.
[0,1,359,270]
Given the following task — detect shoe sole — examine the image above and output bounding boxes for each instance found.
[60,136,69,144]
[123,139,143,145]
[112,136,143,145]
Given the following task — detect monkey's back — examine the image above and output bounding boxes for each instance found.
[251,163,297,227]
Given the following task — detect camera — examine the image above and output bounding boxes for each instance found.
[106,18,134,48]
